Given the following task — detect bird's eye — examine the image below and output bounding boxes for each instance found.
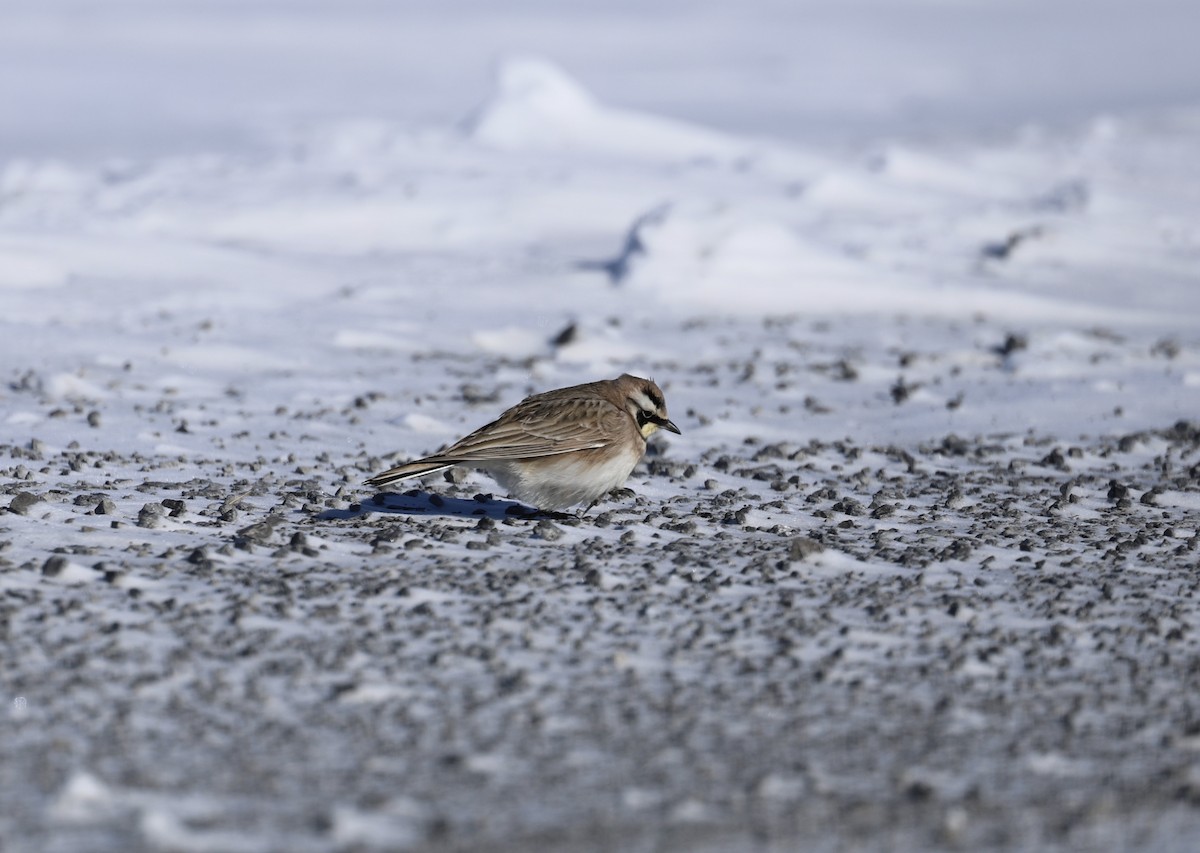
[641,409,654,420]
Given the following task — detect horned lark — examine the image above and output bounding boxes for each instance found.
[366,374,680,510]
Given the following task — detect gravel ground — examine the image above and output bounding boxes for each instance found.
[3,317,1200,853]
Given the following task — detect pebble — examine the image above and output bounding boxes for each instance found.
[137,503,163,528]
[162,498,187,517]
[788,537,824,561]
[533,520,564,541]
[41,555,69,577]
[9,492,44,515]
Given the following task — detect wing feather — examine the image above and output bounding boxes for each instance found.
[434,395,625,461]
[366,387,637,489]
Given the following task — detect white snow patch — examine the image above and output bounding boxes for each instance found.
[49,772,119,824]
[622,787,666,810]
[45,373,108,401]
[140,810,273,853]
[1156,491,1200,511]
[330,804,425,850]
[464,751,512,776]
[163,345,295,373]
[401,413,452,435]
[337,682,412,705]
[755,772,808,800]
[469,57,747,164]
[1027,752,1091,778]
[668,798,714,824]
[472,325,548,357]
[332,329,417,352]
[0,247,68,288]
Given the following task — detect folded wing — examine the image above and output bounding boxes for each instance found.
[366,395,625,488]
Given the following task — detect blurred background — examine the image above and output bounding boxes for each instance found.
[4,0,1199,162]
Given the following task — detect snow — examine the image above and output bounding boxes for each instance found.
[4,2,1200,852]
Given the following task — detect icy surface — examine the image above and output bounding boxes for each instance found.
[3,2,1200,852]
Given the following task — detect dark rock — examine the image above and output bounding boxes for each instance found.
[533,520,564,541]
[9,492,43,515]
[832,498,865,517]
[788,537,824,561]
[993,332,1029,357]
[41,555,69,577]
[137,503,163,528]
[162,498,187,517]
[235,515,284,545]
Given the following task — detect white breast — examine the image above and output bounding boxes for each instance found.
[481,446,643,511]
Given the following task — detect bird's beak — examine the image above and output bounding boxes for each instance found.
[654,416,681,435]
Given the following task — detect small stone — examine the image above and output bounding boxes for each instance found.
[788,537,824,561]
[9,492,44,515]
[994,333,1028,357]
[831,498,865,517]
[93,498,116,515]
[550,321,578,348]
[870,503,896,519]
[1040,448,1068,469]
[236,515,284,545]
[162,498,187,517]
[137,503,163,529]
[533,520,564,541]
[86,410,102,428]
[42,555,69,577]
[940,435,969,456]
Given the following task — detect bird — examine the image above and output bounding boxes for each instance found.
[366,374,680,511]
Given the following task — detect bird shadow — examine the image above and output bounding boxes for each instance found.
[316,490,564,521]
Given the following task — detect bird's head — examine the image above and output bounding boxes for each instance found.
[617,374,681,439]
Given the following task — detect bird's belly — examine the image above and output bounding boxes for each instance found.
[483,448,642,510]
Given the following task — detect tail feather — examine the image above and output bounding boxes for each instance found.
[365,460,455,490]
